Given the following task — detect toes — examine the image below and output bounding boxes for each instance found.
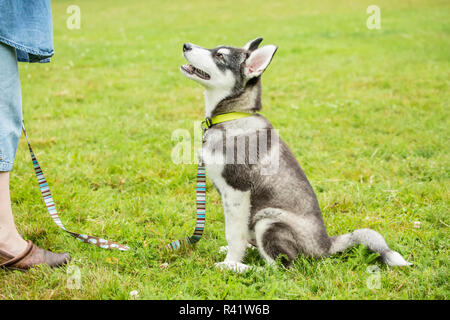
[215,261,253,273]
[219,244,255,253]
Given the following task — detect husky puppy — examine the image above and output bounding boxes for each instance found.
[180,38,412,272]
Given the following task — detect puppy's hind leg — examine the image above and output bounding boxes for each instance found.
[254,218,299,268]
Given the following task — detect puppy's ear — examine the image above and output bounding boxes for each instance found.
[243,37,263,51]
[244,45,278,79]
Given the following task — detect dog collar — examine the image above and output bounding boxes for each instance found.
[201,112,255,132]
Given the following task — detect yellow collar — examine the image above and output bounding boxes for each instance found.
[201,112,255,131]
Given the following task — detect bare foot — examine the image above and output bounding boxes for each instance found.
[0,229,28,258]
[0,172,29,257]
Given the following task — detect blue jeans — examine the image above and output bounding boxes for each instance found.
[0,42,22,172]
[0,0,54,63]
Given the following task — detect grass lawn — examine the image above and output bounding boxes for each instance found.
[0,0,448,299]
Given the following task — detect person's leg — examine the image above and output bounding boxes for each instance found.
[0,42,70,269]
[0,42,28,256]
[0,173,28,256]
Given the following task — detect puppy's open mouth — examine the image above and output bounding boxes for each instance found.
[181,64,211,80]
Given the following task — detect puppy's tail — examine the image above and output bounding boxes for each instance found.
[328,228,412,266]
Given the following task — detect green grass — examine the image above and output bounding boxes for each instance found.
[1,0,449,299]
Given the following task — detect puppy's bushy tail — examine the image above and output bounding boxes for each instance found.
[328,228,412,266]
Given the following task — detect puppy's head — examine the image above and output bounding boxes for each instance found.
[180,38,278,94]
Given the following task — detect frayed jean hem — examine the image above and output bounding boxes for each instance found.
[0,160,14,172]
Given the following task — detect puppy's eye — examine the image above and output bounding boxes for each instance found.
[216,52,224,59]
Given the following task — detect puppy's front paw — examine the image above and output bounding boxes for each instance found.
[215,261,252,273]
[219,246,229,253]
[219,243,256,254]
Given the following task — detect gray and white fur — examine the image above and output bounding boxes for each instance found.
[180,38,412,272]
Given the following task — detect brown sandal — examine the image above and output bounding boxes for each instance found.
[0,240,71,271]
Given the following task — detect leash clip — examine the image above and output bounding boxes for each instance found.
[201,117,212,133]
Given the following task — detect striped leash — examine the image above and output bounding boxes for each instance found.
[22,122,129,251]
[165,164,206,251]
[164,112,255,251]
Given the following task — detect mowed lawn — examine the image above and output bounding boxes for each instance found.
[0,0,448,299]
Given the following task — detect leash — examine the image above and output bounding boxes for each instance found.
[21,112,253,252]
[22,122,129,251]
[165,112,254,251]
[165,164,206,251]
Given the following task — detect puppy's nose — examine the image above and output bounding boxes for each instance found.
[183,43,192,52]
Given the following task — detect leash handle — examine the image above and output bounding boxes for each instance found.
[22,122,129,251]
[166,164,206,251]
